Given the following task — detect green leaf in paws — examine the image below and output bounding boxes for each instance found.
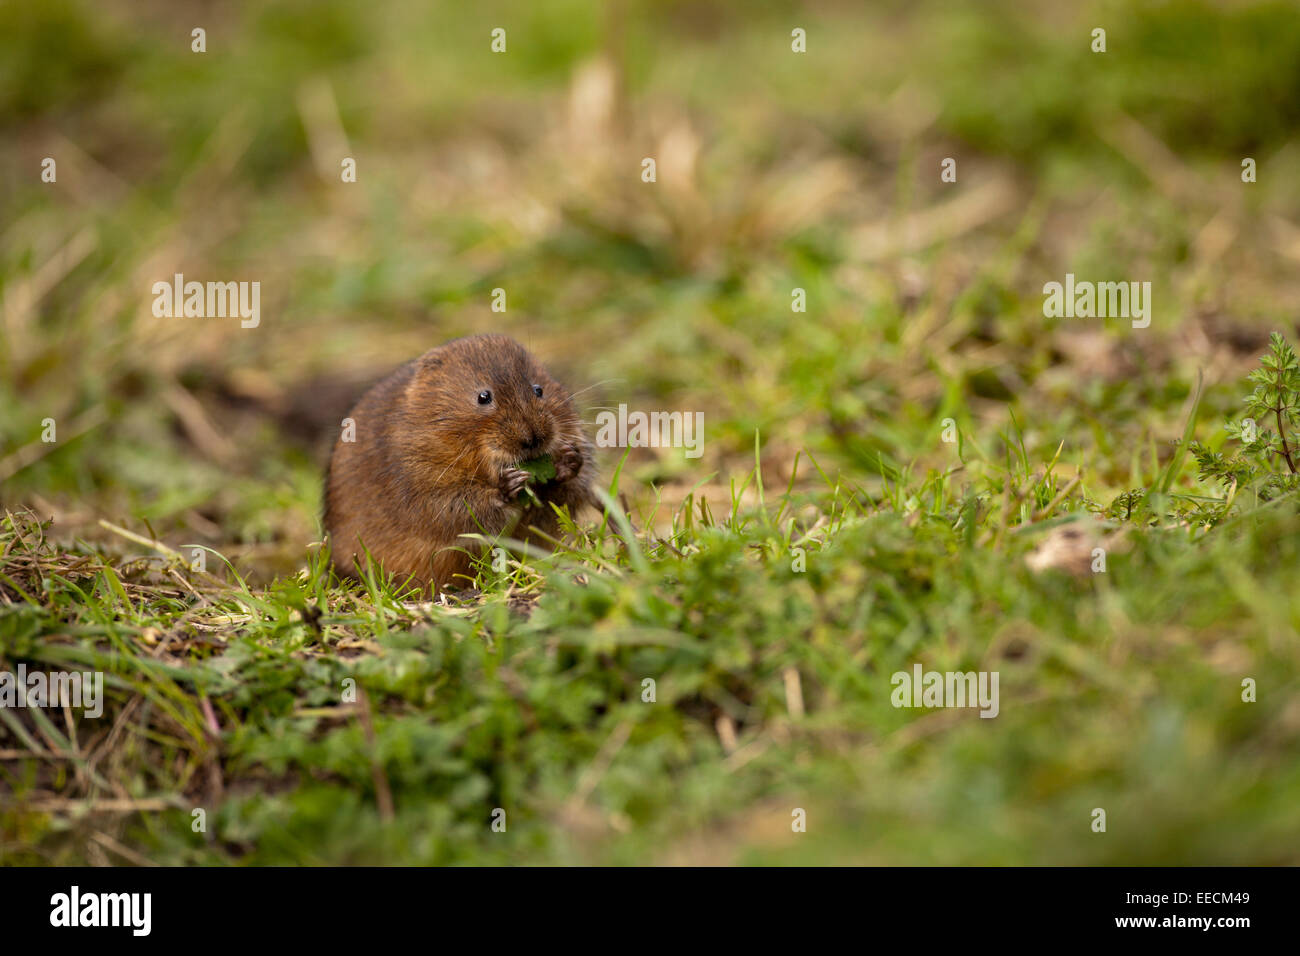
[518,455,557,483]
[517,454,556,504]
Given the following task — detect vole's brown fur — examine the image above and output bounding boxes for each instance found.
[324,334,596,592]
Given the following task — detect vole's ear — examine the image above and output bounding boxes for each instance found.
[417,351,446,374]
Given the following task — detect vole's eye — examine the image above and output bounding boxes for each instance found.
[477,390,492,405]
[532,384,543,398]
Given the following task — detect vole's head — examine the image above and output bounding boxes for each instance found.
[403,334,585,473]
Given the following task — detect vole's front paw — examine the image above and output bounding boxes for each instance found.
[499,467,530,504]
[554,443,585,483]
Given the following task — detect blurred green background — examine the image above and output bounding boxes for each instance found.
[4,0,1300,557]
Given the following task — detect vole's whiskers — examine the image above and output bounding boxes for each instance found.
[568,378,622,402]
[430,442,475,489]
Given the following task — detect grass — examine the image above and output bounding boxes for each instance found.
[2,0,1299,865]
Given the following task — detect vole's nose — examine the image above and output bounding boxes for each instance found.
[521,430,544,454]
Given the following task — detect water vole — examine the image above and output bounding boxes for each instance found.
[324,334,596,592]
